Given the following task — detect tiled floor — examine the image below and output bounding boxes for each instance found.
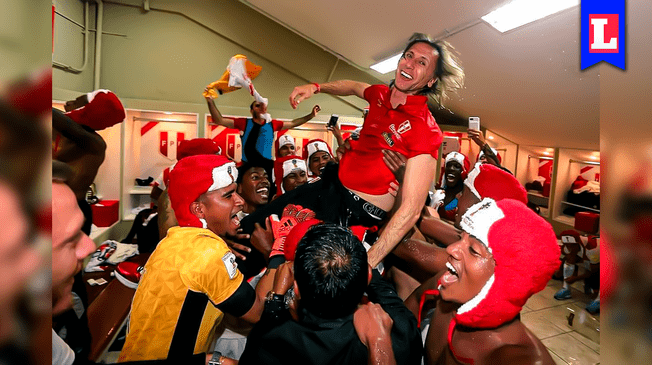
[522,277,600,365]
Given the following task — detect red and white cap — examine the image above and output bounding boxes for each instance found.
[455,198,560,328]
[177,138,220,160]
[168,155,238,228]
[444,151,471,181]
[464,162,527,204]
[65,89,125,130]
[273,156,307,194]
[304,139,332,160]
[278,134,295,149]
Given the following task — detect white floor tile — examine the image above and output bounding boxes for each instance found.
[543,333,600,365]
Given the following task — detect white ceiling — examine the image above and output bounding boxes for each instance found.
[242,0,600,150]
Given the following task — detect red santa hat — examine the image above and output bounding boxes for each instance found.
[168,155,238,228]
[304,139,333,176]
[65,89,125,130]
[177,138,220,160]
[464,162,528,204]
[454,198,560,328]
[273,156,307,195]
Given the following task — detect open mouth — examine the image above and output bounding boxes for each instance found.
[400,70,413,80]
[231,211,241,227]
[256,186,269,199]
[446,173,457,181]
[441,261,459,286]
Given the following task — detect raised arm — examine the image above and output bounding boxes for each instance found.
[205,91,236,129]
[282,104,320,130]
[328,121,345,149]
[368,154,437,268]
[289,80,370,109]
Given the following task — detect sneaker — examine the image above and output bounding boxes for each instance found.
[554,288,572,300]
[114,262,144,289]
[586,299,600,314]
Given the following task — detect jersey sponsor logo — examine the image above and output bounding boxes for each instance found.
[382,132,394,147]
[397,120,412,134]
[222,251,238,279]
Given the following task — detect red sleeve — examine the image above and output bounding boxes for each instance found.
[363,84,385,103]
[271,119,284,132]
[233,118,246,131]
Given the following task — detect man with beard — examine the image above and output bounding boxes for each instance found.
[119,155,275,363]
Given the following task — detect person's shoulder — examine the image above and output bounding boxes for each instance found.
[364,84,390,100]
[484,322,555,365]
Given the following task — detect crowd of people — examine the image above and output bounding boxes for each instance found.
[49,33,589,365]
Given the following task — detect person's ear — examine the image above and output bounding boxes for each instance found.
[427,77,437,88]
[236,183,243,194]
[190,201,204,220]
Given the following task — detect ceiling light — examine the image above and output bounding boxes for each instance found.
[482,0,579,33]
[487,136,494,140]
[370,53,402,74]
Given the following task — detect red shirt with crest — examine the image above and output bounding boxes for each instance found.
[339,84,442,195]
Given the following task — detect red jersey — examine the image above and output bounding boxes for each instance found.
[339,85,442,195]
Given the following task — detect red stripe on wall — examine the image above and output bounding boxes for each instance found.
[141,121,159,136]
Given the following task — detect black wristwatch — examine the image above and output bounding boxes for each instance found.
[208,351,223,365]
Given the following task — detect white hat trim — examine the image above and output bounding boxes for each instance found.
[463,162,483,200]
[283,158,307,178]
[208,161,238,193]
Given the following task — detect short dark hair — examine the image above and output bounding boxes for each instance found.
[236,161,269,184]
[250,101,255,110]
[294,223,368,319]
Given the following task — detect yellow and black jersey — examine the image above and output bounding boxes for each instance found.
[118,227,255,362]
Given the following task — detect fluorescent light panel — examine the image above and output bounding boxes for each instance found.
[370,53,402,74]
[482,0,579,33]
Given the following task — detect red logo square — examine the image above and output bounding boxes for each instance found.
[589,14,619,53]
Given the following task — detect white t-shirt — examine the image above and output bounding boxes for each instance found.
[52,329,75,365]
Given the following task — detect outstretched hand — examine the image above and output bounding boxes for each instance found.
[289,84,318,109]
[311,104,321,117]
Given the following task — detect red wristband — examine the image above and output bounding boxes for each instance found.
[312,83,321,94]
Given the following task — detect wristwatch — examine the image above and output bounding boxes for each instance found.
[208,351,223,365]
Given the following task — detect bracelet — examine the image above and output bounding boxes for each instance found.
[312,82,321,94]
